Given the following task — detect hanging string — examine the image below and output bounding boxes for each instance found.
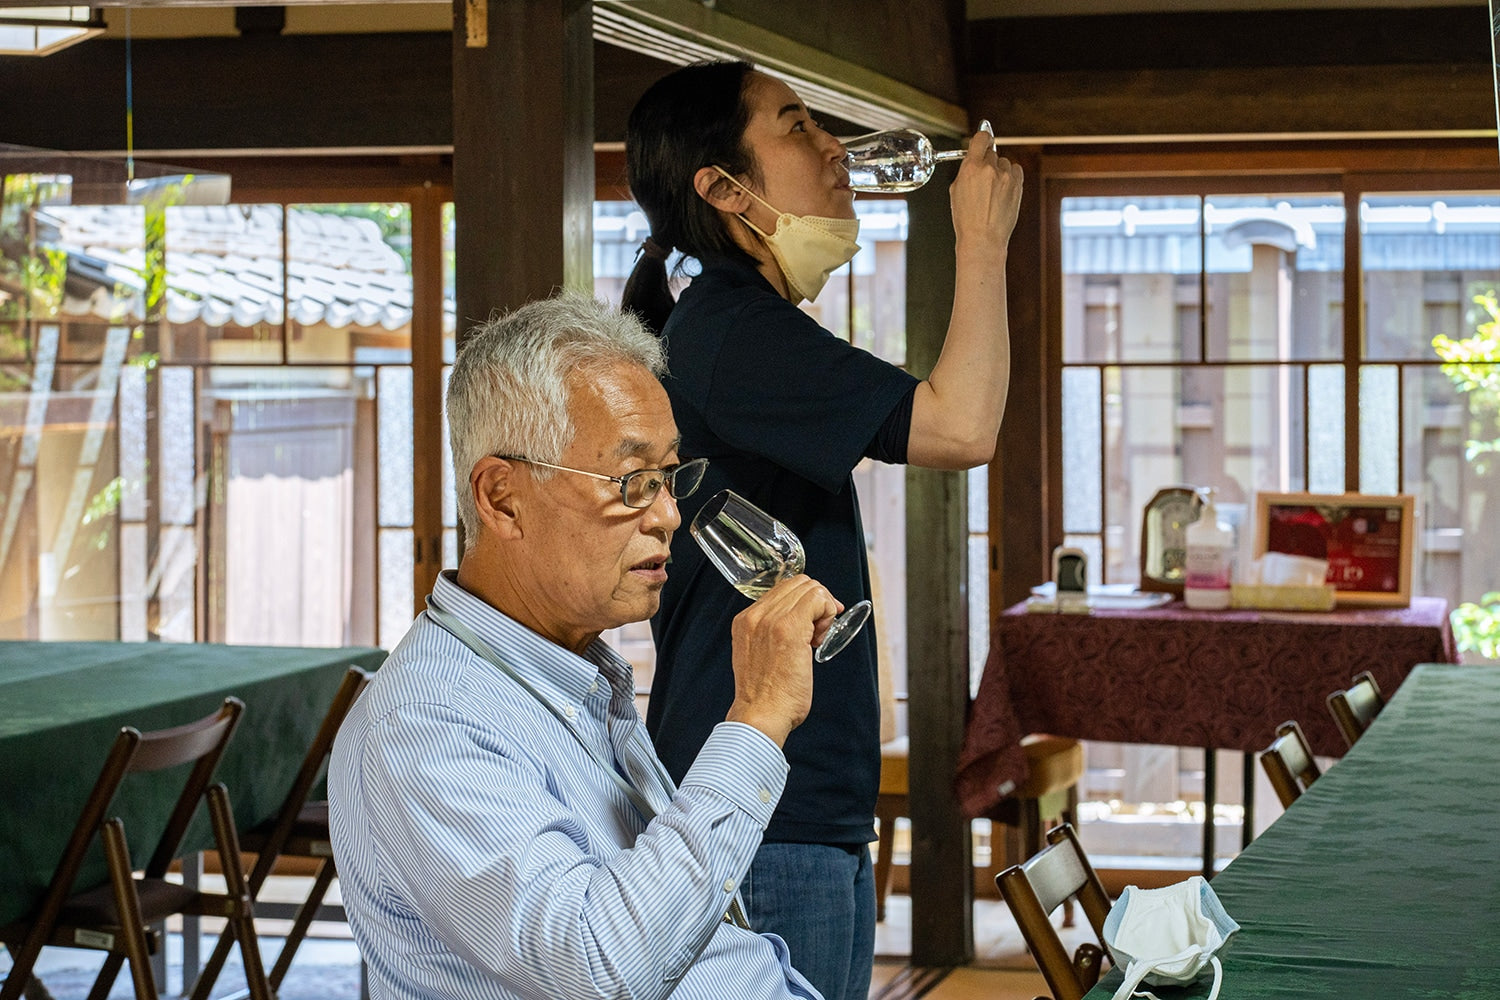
[124,7,134,182]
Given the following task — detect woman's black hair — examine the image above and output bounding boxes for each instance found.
[622,60,761,334]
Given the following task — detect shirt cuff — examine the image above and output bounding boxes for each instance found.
[679,721,788,829]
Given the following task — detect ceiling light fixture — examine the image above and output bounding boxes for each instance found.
[0,6,105,57]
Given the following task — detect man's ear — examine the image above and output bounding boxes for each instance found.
[471,457,524,540]
[693,166,751,215]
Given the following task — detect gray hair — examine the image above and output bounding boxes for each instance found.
[447,292,666,549]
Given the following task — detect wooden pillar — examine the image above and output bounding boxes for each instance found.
[904,172,974,967]
[995,147,1046,611]
[452,0,594,342]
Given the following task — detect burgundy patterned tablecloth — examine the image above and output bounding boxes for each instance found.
[955,596,1458,818]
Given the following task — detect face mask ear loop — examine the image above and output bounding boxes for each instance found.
[710,166,781,240]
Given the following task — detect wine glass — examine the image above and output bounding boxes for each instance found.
[843,127,981,193]
[691,489,873,663]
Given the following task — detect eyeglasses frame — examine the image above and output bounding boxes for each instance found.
[496,454,708,510]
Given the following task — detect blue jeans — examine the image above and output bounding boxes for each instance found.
[742,842,875,1000]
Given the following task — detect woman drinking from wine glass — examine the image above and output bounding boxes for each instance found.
[622,59,1022,1000]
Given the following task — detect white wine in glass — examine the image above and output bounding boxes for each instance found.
[843,127,979,193]
[691,489,873,663]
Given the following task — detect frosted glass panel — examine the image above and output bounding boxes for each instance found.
[1360,365,1400,493]
[1062,366,1102,533]
[380,528,414,650]
[1308,364,1346,493]
[161,367,195,525]
[378,366,413,528]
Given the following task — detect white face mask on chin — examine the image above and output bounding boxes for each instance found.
[712,166,861,304]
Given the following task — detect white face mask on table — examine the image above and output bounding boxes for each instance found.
[1102,874,1240,1000]
[712,166,861,303]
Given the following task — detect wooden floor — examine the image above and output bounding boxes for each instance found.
[869,894,1098,1000]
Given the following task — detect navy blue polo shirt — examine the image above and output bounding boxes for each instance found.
[647,257,919,845]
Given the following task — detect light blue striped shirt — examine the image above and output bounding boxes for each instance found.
[329,572,821,1000]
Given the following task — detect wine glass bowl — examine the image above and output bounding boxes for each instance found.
[690,490,873,663]
[843,128,936,193]
[843,128,976,193]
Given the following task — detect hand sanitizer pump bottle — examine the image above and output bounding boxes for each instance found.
[1184,488,1233,610]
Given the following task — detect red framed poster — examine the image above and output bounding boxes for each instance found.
[1252,492,1415,607]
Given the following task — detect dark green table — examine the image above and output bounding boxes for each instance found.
[1085,662,1500,1000]
[0,641,386,928]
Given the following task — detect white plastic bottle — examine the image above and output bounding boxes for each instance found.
[1184,488,1233,610]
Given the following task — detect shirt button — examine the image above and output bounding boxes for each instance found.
[722,878,736,893]
[588,679,599,694]
[563,705,577,720]
[758,787,771,804]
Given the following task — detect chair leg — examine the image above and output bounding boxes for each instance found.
[100,820,157,1000]
[193,927,240,1000]
[204,785,274,1000]
[20,973,55,1000]
[83,955,128,1000]
[269,859,337,989]
[1060,786,1080,928]
[2,927,53,1000]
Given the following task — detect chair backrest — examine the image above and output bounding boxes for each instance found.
[244,665,372,887]
[10,698,243,953]
[1326,670,1385,749]
[996,823,1112,1000]
[1259,719,1321,809]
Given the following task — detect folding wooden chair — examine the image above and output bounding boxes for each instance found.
[1259,719,1322,809]
[1327,670,1385,749]
[995,823,1113,1000]
[195,665,371,996]
[0,697,270,1000]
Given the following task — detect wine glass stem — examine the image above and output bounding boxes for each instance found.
[932,145,997,162]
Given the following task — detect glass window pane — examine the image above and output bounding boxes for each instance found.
[377,366,413,528]
[1061,365,1102,534]
[855,201,908,365]
[162,203,284,363]
[1307,363,1346,493]
[1414,354,1500,656]
[443,201,456,364]
[1061,195,1203,363]
[1204,194,1343,363]
[1359,364,1400,493]
[287,203,413,364]
[1103,365,1310,584]
[593,201,649,308]
[1362,193,1500,361]
[442,365,455,532]
[380,527,414,650]
[205,365,361,646]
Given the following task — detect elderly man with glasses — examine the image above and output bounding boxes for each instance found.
[329,292,841,1000]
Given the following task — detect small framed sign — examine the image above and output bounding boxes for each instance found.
[1252,492,1415,607]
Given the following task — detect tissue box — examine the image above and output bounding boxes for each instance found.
[1230,583,1337,611]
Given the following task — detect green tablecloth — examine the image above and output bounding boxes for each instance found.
[1085,662,1500,1000]
[0,641,386,927]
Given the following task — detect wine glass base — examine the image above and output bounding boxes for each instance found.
[814,600,873,663]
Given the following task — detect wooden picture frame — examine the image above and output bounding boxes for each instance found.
[1252,492,1415,607]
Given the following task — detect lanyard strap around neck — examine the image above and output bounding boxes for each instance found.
[422,596,750,930]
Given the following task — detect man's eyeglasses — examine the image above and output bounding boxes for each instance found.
[498,455,708,510]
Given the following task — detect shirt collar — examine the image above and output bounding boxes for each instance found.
[429,570,635,707]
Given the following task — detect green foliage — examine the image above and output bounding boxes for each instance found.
[1451,593,1500,660]
[1433,291,1500,656]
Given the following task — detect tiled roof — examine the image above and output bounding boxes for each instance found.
[38,203,456,333]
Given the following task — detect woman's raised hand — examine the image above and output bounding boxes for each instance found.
[950,119,1024,261]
